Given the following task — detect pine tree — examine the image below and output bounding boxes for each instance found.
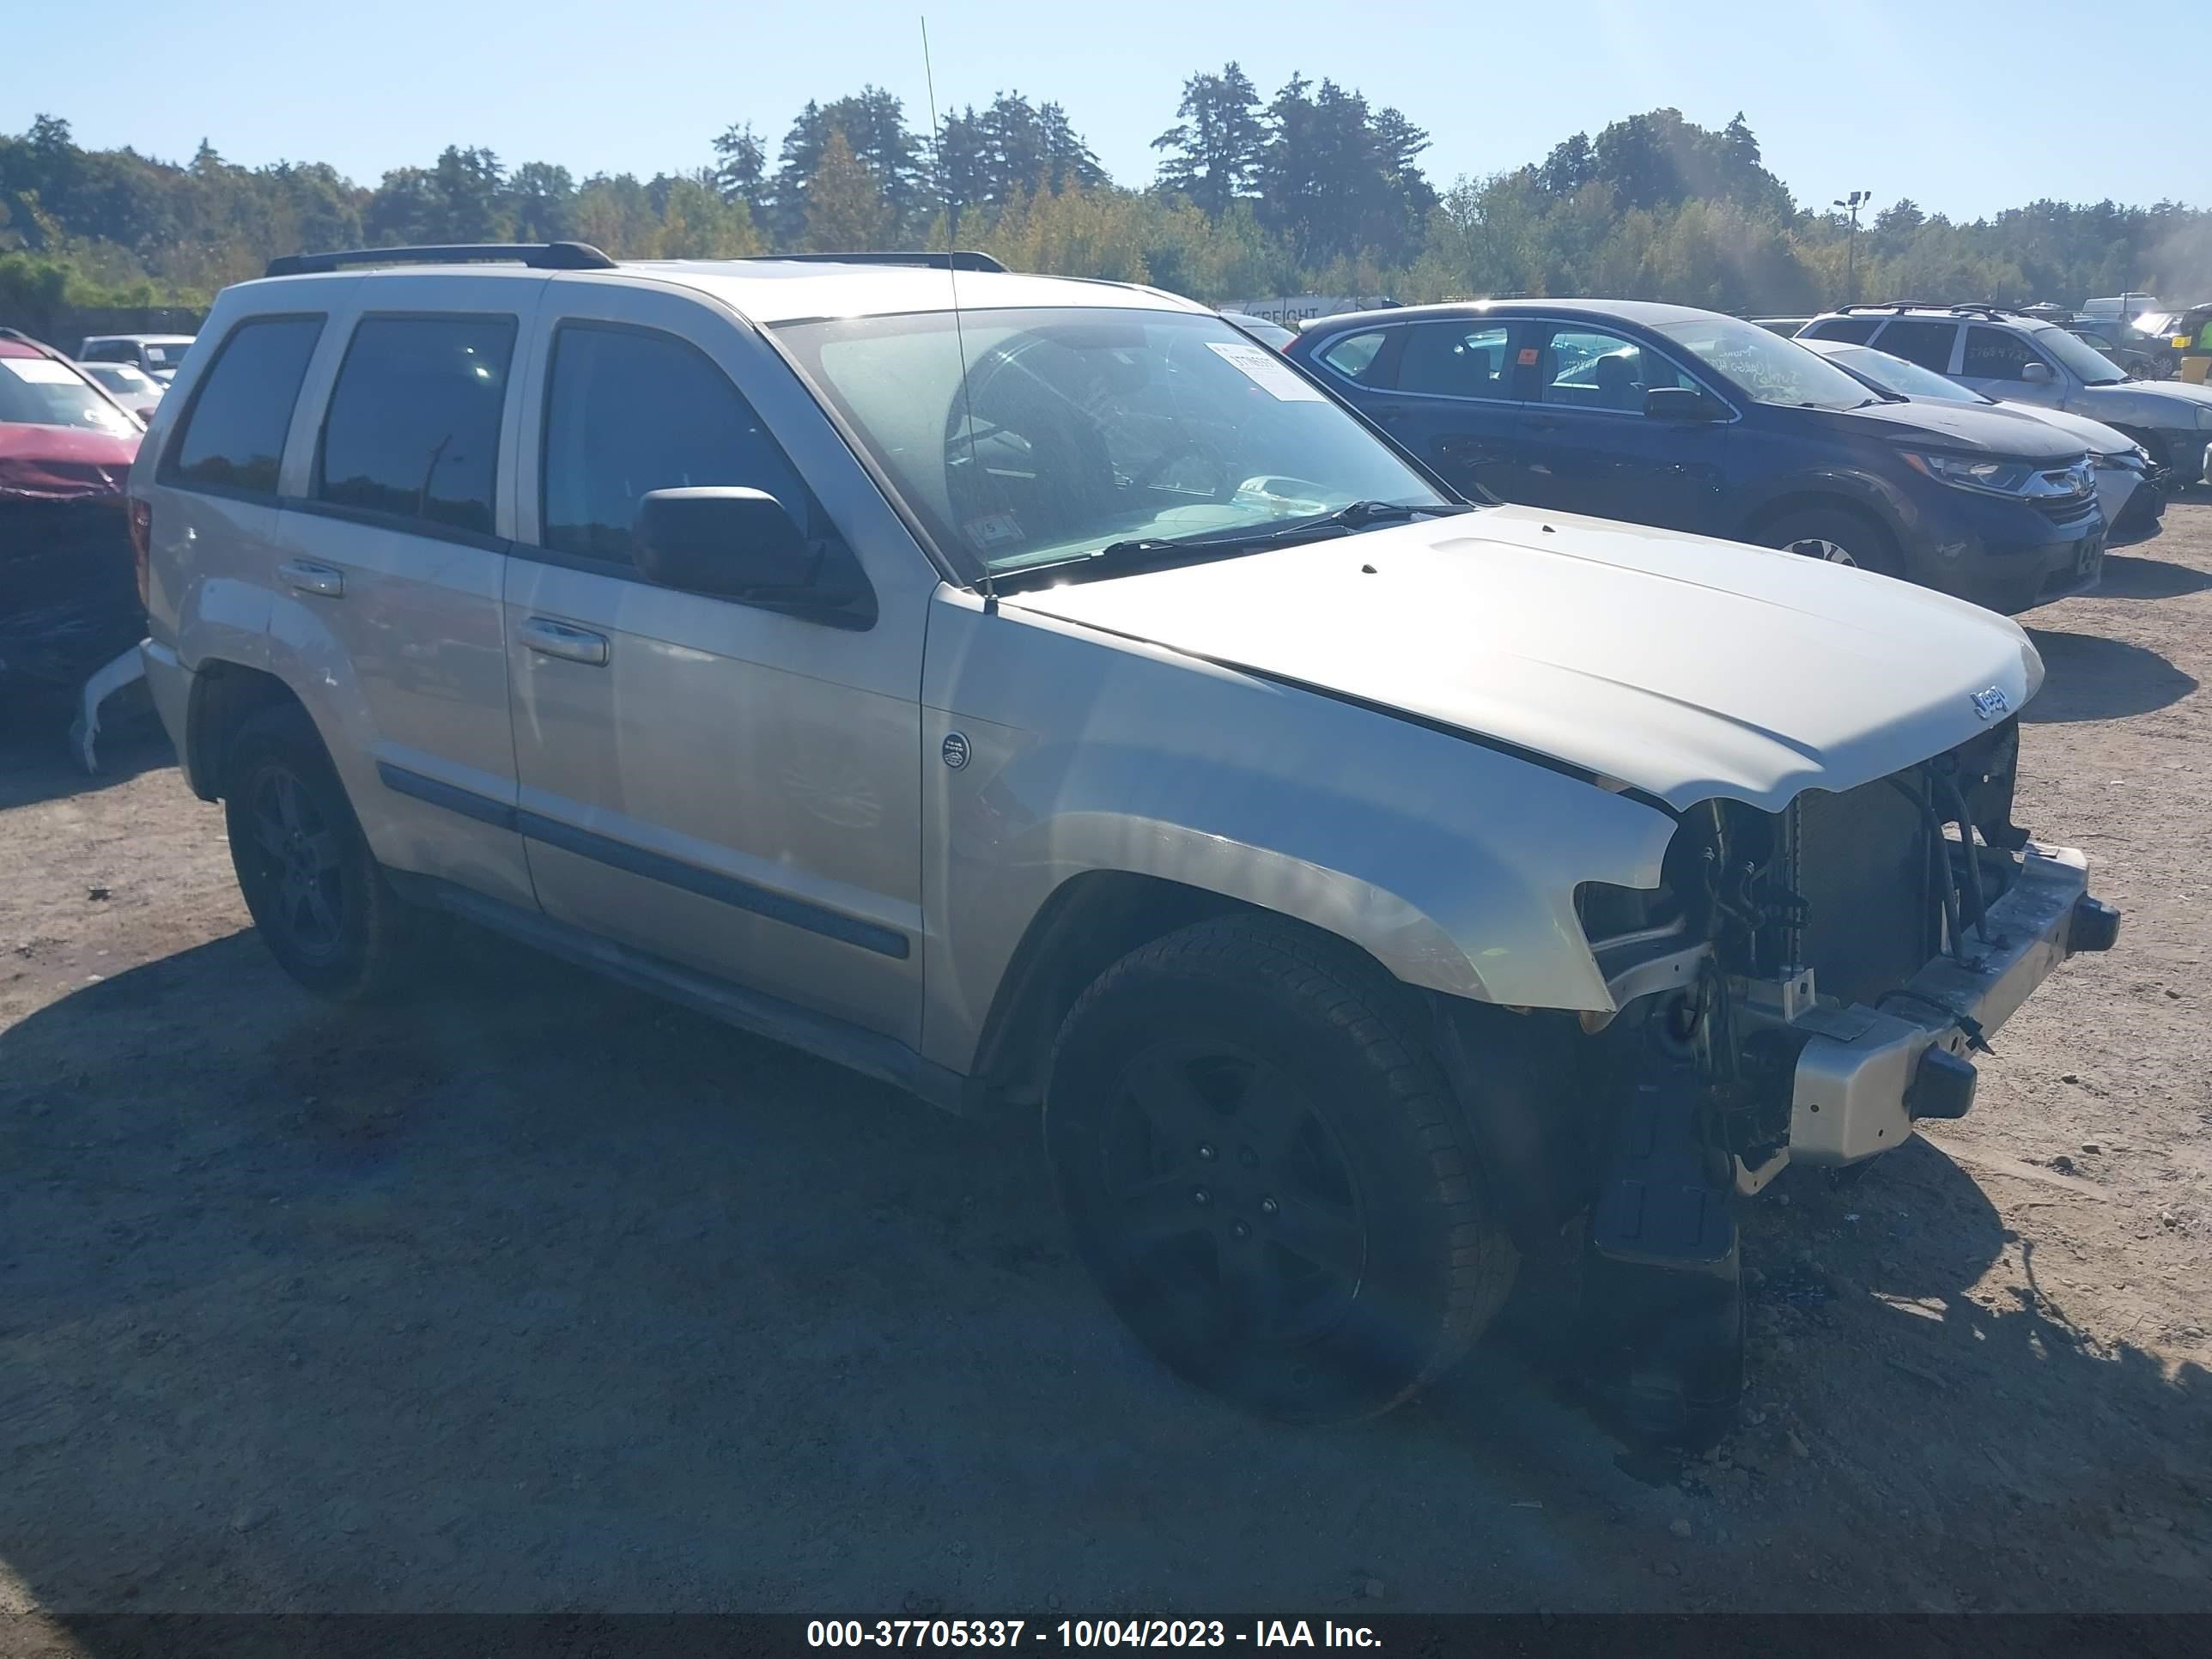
[803,131,891,252]
[1152,64,1264,216]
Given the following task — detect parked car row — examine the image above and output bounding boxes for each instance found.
[1796,303,2212,486]
[122,241,2121,1448]
[1286,297,2124,615]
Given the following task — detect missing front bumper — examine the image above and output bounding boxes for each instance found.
[1765,845,2114,1170]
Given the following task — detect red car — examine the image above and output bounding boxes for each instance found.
[0,328,144,704]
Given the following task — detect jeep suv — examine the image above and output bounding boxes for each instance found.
[132,243,2118,1439]
[1800,304,2212,484]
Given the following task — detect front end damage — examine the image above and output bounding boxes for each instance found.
[1563,716,2119,1442]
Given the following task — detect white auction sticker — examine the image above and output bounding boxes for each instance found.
[0,356,82,385]
[1205,340,1325,401]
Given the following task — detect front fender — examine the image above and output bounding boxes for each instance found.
[918,588,1677,1073]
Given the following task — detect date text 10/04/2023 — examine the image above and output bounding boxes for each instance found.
[805,1620,1382,1649]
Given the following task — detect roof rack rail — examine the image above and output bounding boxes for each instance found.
[747,250,1007,274]
[264,241,617,278]
[1948,302,2027,321]
[1834,301,1948,314]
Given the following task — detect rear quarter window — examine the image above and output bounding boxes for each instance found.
[1803,318,1879,344]
[161,315,326,495]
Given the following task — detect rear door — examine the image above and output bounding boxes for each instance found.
[501,281,930,1046]
[268,273,542,909]
[1340,319,1528,499]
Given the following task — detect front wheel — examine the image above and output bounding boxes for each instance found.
[1044,916,1516,1422]
[1757,506,1901,578]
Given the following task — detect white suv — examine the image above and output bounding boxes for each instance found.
[131,243,2118,1441]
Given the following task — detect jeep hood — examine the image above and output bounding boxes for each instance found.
[1006,505,2041,813]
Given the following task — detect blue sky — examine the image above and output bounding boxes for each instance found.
[3,0,2191,220]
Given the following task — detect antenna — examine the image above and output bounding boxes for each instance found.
[921,15,996,611]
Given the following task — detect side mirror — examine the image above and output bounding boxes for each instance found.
[633,487,815,597]
[2020,361,2054,384]
[1644,386,1723,422]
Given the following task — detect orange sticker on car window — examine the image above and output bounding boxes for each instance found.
[1516,347,1539,366]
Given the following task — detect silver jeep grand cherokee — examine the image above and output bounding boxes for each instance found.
[131,243,2118,1441]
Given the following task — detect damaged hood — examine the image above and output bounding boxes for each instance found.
[1006,505,2040,813]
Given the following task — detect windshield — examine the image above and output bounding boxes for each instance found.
[0,356,141,436]
[1652,314,1875,410]
[2034,325,2127,386]
[775,307,1451,576]
[86,362,160,396]
[1814,342,1987,404]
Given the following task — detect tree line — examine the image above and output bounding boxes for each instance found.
[5,76,2210,329]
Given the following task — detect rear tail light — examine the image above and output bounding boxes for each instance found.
[129,498,152,611]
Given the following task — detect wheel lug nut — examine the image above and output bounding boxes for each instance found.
[1231,1220,1251,1239]
[1196,1144,1216,1160]
[1193,1188,1210,1206]
[1260,1197,1278,1217]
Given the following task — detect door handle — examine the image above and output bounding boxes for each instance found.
[520,617,610,666]
[276,558,343,598]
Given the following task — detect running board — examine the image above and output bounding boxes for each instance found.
[387,872,978,1117]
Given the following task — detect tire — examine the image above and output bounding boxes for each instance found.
[1756,506,1901,578]
[1043,915,1517,1423]
[222,703,421,1000]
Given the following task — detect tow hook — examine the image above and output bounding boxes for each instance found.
[2069,895,2121,955]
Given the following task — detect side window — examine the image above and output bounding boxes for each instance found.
[540,323,812,567]
[84,341,131,363]
[163,315,325,495]
[314,314,517,537]
[1869,319,1958,374]
[1803,317,1879,344]
[1962,325,2045,382]
[1396,323,1515,399]
[1537,326,1693,412]
[1316,330,1388,384]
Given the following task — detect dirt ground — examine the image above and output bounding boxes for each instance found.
[2,504,2208,1626]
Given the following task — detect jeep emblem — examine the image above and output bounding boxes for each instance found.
[941,732,971,769]
[1972,687,2009,720]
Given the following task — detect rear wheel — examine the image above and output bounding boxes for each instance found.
[1758,506,1901,578]
[1044,916,1516,1422]
[222,704,422,1000]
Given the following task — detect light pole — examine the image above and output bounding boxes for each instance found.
[1834,189,1870,302]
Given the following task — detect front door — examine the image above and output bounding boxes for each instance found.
[1510,323,1722,531]
[503,283,929,1046]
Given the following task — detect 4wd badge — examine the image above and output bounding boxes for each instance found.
[941,732,972,769]
[1972,687,2009,721]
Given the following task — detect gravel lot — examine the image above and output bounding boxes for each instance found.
[2,505,2208,1626]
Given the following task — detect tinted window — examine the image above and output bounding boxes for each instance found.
[1539,326,1697,411]
[1961,326,2045,382]
[1398,323,1514,398]
[82,341,133,363]
[1316,330,1387,382]
[315,315,516,536]
[166,315,325,494]
[541,324,811,566]
[1870,319,1959,374]
[1803,317,1879,343]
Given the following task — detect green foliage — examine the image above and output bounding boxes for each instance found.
[3,100,2208,321]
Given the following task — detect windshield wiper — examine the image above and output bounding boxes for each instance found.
[1093,500,1470,562]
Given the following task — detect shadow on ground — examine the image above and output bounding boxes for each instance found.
[2021,629,2198,723]
[3,926,2208,1616]
[2092,554,2212,602]
[0,701,173,811]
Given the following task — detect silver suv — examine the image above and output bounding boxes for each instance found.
[1800,303,2212,483]
[132,243,2118,1440]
